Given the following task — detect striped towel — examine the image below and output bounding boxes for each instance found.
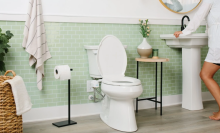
[22,0,52,90]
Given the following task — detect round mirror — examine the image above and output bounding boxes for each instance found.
[159,0,202,14]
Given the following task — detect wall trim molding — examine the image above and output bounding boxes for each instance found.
[23,91,214,123]
[0,13,206,25]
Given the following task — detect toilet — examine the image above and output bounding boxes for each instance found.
[85,35,143,132]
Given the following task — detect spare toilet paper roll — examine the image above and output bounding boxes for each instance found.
[54,65,71,80]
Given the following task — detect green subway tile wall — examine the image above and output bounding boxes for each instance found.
[0,21,218,108]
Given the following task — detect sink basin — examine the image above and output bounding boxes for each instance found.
[160,33,208,48]
[160,33,208,111]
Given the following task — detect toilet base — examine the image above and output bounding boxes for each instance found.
[100,98,137,132]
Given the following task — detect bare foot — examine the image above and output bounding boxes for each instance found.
[210,112,220,120]
[213,111,220,115]
[209,115,218,120]
[213,112,217,115]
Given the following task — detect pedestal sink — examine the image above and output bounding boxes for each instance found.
[160,33,208,110]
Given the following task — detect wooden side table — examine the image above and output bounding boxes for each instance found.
[135,58,169,115]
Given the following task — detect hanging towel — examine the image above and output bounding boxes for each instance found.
[4,76,32,116]
[22,0,52,90]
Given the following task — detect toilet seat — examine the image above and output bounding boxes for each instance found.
[102,76,141,86]
[97,35,127,78]
[97,35,141,87]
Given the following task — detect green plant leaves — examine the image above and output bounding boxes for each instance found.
[0,61,6,72]
[0,48,4,54]
[0,28,13,72]
[0,53,4,61]
[6,31,14,39]
[139,19,151,38]
[4,48,9,53]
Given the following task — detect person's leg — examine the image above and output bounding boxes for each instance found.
[200,62,220,120]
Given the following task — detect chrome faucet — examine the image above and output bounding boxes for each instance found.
[181,15,190,31]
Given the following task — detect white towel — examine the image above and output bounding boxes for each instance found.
[22,0,52,90]
[5,76,32,116]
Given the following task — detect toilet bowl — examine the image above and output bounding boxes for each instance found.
[97,35,143,132]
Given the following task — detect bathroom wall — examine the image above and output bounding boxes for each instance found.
[0,21,218,109]
[0,0,200,20]
[0,0,205,25]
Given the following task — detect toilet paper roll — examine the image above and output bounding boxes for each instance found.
[54,65,71,80]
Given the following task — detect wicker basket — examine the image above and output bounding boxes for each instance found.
[0,70,23,133]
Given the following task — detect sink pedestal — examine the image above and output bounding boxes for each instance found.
[160,33,208,111]
[182,48,203,110]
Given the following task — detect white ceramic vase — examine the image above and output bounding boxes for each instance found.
[137,38,152,58]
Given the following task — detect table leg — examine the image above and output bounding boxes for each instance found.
[136,61,139,113]
[155,62,157,110]
[160,62,163,116]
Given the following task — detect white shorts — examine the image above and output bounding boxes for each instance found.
[205,47,220,64]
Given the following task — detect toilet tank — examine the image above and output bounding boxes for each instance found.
[84,45,127,79]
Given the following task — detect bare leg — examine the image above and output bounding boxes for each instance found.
[200,62,220,120]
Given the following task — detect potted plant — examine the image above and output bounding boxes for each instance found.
[0,28,13,72]
[137,19,152,58]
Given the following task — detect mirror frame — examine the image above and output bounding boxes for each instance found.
[159,0,202,14]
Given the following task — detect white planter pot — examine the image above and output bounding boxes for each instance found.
[137,38,152,58]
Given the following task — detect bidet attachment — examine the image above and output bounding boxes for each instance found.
[91,80,99,88]
[90,80,105,103]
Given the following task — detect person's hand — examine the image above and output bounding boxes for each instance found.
[174,31,183,38]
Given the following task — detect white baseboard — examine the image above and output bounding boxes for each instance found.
[23,91,214,123]
[137,91,214,110]
[23,102,101,123]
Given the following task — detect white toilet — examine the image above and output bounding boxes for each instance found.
[85,35,143,132]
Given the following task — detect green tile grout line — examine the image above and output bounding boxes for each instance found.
[0,21,218,108]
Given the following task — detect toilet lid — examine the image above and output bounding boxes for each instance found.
[97,35,127,77]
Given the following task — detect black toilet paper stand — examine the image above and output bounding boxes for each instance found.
[52,69,77,127]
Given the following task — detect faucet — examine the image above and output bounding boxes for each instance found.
[181,15,190,31]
